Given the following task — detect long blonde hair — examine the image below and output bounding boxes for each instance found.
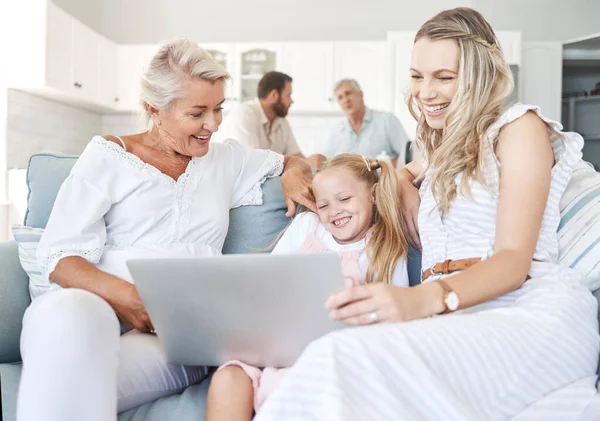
[408,8,514,214]
[316,154,409,284]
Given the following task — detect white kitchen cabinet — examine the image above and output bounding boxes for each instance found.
[45,2,74,95]
[281,42,335,112]
[333,41,395,113]
[116,44,158,112]
[72,19,100,102]
[98,37,119,108]
[522,42,563,122]
[201,43,237,107]
[7,1,123,111]
[233,43,283,103]
[496,31,522,66]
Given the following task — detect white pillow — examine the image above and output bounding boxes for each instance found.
[12,224,50,300]
[558,160,600,291]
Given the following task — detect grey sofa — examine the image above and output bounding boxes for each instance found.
[1,152,598,421]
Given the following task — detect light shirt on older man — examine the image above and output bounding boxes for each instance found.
[324,108,409,165]
[214,101,301,155]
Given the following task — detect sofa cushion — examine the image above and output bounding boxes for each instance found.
[12,225,48,300]
[0,241,30,364]
[24,153,78,229]
[223,177,291,254]
[0,362,22,421]
[558,160,600,290]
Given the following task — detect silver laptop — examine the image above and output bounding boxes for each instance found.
[127,253,346,368]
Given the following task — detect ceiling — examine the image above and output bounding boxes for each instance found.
[52,0,600,46]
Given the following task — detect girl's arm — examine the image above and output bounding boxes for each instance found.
[271,212,317,255]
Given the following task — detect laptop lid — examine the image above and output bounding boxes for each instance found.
[127,252,347,367]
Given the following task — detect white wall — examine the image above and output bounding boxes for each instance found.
[54,0,600,45]
[6,90,101,169]
[0,89,8,241]
[5,89,103,234]
[101,113,145,138]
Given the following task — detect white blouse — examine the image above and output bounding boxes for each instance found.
[272,212,409,287]
[37,136,284,283]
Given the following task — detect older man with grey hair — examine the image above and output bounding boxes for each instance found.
[323,79,409,167]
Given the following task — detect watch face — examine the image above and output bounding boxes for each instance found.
[445,292,459,311]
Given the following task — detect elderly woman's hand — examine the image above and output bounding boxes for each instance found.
[110,282,155,333]
[281,156,316,217]
[325,282,444,326]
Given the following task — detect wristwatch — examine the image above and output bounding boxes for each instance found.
[436,280,459,313]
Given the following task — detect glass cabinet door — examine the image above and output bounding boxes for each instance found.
[206,49,227,69]
[237,46,280,102]
[202,44,236,107]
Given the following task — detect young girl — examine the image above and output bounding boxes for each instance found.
[254,7,599,421]
[205,154,411,420]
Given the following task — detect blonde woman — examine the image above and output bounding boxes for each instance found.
[17,40,314,421]
[206,154,410,420]
[254,8,600,421]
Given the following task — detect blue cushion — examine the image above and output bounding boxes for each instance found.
[223,177,291,254]
[0,241,30,364]
[24,153,78,228]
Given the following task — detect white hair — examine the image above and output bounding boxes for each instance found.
[333,78,362,94]
[140,39,230,126]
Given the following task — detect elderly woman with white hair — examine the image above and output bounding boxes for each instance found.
[16,39,315,421]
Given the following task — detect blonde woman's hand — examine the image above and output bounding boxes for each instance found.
[281,156,316,217]
[325,283,444,326]
[396,169,421,250]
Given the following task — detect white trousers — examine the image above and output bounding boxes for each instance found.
[16,288,208,421]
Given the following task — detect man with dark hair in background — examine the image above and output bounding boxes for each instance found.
[215,71,301,156]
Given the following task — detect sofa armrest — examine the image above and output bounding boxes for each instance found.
[0,241,31,364]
